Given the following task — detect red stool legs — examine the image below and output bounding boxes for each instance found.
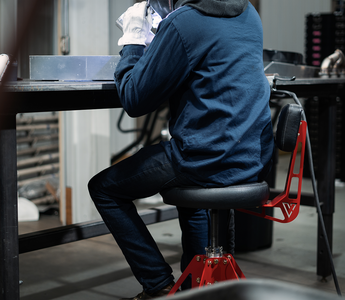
[168,254,245,295]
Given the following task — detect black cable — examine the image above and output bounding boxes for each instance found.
[117,109,142,133]
[272,88,342,296]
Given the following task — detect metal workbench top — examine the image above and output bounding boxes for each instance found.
[3,75,345,93]
[1,80,120,114]
[3,80,116,92]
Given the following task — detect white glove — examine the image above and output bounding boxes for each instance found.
[118,1,153,46]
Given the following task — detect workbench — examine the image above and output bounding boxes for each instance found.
[0,77,344,299]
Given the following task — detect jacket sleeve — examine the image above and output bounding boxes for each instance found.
[114,19,192,118]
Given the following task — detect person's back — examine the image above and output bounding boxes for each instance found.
[127,3,274,187]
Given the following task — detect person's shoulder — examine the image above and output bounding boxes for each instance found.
[156,6,193,34]
[163,6,194,23]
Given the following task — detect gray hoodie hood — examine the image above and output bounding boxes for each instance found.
[174,0,249,17]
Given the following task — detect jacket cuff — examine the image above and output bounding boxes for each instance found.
[120,45,146,58]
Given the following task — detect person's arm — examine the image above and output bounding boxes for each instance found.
[115,13,192,117]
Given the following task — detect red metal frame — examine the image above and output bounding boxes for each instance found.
[237,120,307,223]
[168,254,245,295]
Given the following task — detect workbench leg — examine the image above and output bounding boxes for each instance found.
[317,215,333,279]
[0,115,19,300]
[316,98,336,279]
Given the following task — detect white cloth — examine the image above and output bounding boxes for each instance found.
[18,197,39,222]
[118,1,153,46]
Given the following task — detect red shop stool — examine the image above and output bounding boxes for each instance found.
[160,104,307,295]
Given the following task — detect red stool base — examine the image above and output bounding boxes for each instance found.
[168,254,245,295]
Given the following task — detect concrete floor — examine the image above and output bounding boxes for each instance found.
[18,154,345,299]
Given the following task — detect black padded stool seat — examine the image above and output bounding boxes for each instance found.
[160,181,269,209]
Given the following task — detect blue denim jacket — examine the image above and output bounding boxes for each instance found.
[115,3,274,187]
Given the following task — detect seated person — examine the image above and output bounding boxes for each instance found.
[88,0,274,299]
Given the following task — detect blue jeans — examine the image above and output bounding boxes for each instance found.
[88,143,210,294]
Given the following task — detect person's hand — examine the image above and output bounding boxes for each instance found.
[118,1,153,46]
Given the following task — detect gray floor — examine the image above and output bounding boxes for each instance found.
[18,154,345,299]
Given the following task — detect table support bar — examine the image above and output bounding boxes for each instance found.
[19,205,178,254]
[0,116,19,299]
